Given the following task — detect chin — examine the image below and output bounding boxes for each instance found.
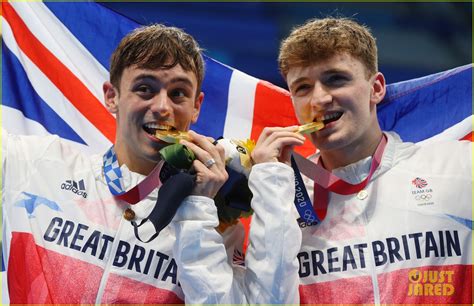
[142,151,163,164]
[138,142,161,156]
[311,133,347,151]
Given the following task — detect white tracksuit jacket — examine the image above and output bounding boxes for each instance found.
[249,132,472,304]
[2,130,301,304]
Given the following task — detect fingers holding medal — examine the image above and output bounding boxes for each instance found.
[251,126,306,165]
[180,130,228,198]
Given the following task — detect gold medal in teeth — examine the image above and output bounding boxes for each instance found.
[296,121,324,134]
[154,121,324,145]
[154,129,190,144]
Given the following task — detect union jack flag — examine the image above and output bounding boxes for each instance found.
[412,177,428,189]
[2,2,472,156]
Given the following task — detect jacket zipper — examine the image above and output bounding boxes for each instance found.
[95,217,126,304]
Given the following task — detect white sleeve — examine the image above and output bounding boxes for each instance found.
[172,195,246,304]
[244,162,301,303]
[1,128,60,191]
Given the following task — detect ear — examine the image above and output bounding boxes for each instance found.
[370,72,386,105]
[103,81,119,113]
[191,92,204,124]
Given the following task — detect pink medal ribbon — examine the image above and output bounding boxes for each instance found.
[103,146,195,243]
[103,146,165,204]
[294,134,387,221]
[116,161,165,204]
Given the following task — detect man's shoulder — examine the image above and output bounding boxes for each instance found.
[387,131,471,158]
[391,135,471,177]
[4,130,59,157]
[4,131,96,164]
[404,138,471,159]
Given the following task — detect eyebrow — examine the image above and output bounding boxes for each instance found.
[289,68,350,87]
[288,77,309,91]
[322,68,349,75]
[133,74,194,88]
[169,77,194,88]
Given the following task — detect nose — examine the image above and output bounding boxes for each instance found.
[150,90,172,117]
[310,82,332,111]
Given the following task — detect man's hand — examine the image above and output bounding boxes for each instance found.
[251,126,305,165]
[180,130,228,198]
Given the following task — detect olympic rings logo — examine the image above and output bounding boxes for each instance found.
[415,194,432,201]
[303,210,316,223]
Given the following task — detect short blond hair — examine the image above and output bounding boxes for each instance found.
[279,17,378,79]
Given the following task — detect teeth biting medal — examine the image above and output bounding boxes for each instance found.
[154,128,191,143]
[296,121,325,134]
[154,121,325,145]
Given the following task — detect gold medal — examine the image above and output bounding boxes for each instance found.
[296,121,325,134]
[154,129,190,144]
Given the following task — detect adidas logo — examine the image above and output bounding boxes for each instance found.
[61,179,88,198]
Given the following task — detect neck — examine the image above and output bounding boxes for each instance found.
[114,145,161,176]
[119,156,158,176]
[319,130,383,171]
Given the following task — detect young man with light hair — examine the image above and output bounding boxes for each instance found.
[251,17,472,304]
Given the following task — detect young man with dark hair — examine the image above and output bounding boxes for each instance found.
[2,24,300,304]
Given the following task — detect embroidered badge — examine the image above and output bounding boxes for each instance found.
[411,177,434,206]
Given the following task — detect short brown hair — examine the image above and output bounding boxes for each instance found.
[110,24,205,93]
[279,17,378,79]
